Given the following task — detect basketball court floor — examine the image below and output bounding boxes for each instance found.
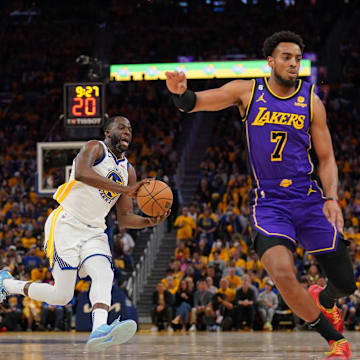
[0,331,359,360]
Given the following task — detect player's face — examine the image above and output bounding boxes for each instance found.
[108,117,132,153]
[268,42,302,88]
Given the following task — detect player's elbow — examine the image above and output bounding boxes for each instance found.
[74,166,88,182]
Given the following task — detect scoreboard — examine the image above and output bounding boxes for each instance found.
[63,82,105,127]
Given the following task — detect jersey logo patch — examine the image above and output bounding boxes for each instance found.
[294,96,307,108]
[99,170,124,202]
[280,179,292,188]
[256,93,267,103]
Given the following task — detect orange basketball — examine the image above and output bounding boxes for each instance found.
[136,179,173,217]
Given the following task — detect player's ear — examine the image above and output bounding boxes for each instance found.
[267,56,274,70]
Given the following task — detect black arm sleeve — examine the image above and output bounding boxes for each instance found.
[171,89,197,113]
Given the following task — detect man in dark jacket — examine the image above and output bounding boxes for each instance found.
[150,282,174,332]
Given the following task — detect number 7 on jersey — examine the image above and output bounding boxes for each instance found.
[270,131,287,161]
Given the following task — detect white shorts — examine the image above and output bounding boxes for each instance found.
[44,206,112,278]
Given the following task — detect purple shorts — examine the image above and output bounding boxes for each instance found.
[250,176,338,255]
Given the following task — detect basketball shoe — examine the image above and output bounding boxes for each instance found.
[87,318,137,352]
[325,339,352,359]
[0,270,13,303]
[309,285,344,333]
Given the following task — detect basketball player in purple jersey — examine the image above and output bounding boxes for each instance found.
[166,31,355,359]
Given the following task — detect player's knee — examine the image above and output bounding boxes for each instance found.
[337,283,356,297]
[54,291,74,306]
[331,279,356,298]
[271,270,296,289]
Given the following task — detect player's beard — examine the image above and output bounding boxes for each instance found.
[110,133,128,154]
[274,67,297,88]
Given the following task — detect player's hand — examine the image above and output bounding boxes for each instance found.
[323,200,344,234]
[122,178,151,198]
[147,210,171,227]
[165,71,187,95]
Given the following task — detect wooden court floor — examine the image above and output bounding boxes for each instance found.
[0,330,359,360]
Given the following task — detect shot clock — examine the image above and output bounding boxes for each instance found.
[63,82,105,127]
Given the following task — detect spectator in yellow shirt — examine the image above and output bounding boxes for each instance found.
[174,241,191,261]
[163,276,179,295]
[226,268,242,290]
[21,230,37,249]
[174,207,196,242]
[246,249,264,272]
[31,264,48,282]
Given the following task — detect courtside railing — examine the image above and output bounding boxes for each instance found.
[126,221,165,306]
[174,113,202,189]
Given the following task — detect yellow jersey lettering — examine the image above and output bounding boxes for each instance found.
[251,108,306,130]
[279,113,290,125]
[293,115,305,130]
[269,112,282,124]
[286,113,299,126]
[251,107,268,126]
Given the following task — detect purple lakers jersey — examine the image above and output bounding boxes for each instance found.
[244,77,315,184]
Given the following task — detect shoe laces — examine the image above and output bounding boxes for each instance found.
[325,339,348,356]
[327,306,342,324]
[321,303,342,324]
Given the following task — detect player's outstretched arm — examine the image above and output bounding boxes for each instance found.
[165,71,253,112]
[116,165,170,228]
[75,140,147,197]
[311,94,343,232]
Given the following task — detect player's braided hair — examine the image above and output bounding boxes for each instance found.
[263,31,305,57]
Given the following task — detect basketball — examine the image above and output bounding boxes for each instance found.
[136,179,173,217]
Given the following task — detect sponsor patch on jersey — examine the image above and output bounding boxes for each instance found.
[294,96,307,108]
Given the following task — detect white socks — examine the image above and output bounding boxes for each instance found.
[3,279,26,295]
[92,308,108,331]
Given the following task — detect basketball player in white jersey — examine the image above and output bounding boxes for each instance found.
[0,116,169,351]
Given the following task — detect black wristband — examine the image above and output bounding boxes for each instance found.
[171,89,196,113]
[325,197,337,201]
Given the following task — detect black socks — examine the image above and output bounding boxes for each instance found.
[309,312,343,343]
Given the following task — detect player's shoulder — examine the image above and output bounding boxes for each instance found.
[82,139,104,150]
[224,79,255,91]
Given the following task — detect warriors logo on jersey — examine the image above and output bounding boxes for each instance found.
[100,170,124,202]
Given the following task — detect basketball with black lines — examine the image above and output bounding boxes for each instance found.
[136,179,173,217]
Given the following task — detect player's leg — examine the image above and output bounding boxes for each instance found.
[1,262,76,305]
[315,237,356,308]
[256,233,345,344]
[80,255,114,330]
[79,250,136,352]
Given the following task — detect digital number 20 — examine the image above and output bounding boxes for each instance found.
[72,97,96,116]
[270,131,287,161]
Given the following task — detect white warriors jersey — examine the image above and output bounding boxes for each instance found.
[53,141,129,229]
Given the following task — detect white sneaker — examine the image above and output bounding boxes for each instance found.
[150,326,158,332]
[167,325,174,333]
[188,324,196,332]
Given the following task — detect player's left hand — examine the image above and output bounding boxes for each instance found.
[323,200,344,234]
[147,210,171,227]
